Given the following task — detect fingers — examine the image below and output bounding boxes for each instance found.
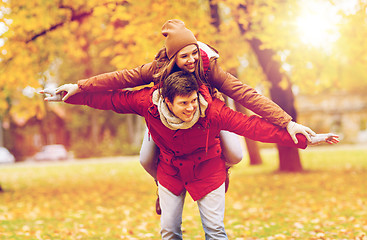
[326,135,340,144]
[55,84,79,101]
[305,127,316,137]
[327,139,338,144]
[55,86,64,95]
[301,129,312,142]
[39,88,54,95]
[44,96,60,102]
[62,92,71,101]
[296,127,312,142]
[55,84,72,94]
[290,133,299,144]
[301,125,316,141]
[39,88,63,101]
[286,121,316,144]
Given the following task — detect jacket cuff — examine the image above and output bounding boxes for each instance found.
[77,79,87,91]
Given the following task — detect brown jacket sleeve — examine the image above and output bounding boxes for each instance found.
[77,61,158,92]
[208,59,292,128]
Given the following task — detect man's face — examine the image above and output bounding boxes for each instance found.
[176,44,199,73]
[166,91,198,122]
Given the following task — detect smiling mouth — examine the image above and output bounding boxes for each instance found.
[184,112,194,117]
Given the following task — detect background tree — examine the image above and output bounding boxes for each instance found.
[0,0,217,157]
[208,0,263,165]
[211,0,367,171]
[1,0,366,160]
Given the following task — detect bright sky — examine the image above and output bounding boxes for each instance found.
[0,21,6,49]
[295,0,359,49]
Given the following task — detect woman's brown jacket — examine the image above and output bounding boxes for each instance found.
[77,50,292,127]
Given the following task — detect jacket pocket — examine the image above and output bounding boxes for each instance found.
[159,160,179,177]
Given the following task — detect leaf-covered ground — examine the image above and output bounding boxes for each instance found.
[0,146,366,239]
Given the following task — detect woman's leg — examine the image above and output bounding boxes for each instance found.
[197,183,227,240]
[219,131,243,192]
[219,130,243,167]
[140,128,162,215]
[158,182,185,240]
[139,128,159,179]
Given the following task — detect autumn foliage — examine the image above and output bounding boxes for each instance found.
[1,0,367,123]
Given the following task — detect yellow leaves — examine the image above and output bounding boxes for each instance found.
[267,234,287,240]
[100,47,113,58]
[109,5,131,23]
[0,96,9,114]
[1,149,367,238]
[278,77,290,90]
[111,55,128,69]
[92,5,110,18]
[1,0,217,108]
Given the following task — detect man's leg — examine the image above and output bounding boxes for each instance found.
[158,183,185,240]
[197,183,227,240]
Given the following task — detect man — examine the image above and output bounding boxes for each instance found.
[42,71,338,239]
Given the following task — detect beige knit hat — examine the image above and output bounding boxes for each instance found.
[161,19,198,59]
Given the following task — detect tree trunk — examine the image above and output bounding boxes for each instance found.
[133,115,144,146]
[126,114,143,146]
[0,119,3,147]
[40,100,49,146]
[208,0,262,166]
[232,3,303,171]
[248,38,303,172]
[209,0,220,30]
[90,110,99,146]
[81,31,100,147]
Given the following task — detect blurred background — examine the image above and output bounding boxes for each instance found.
[0,0,366,166]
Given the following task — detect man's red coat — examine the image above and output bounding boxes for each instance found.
[66,85,307,201]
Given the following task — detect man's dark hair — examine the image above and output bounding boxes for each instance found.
[161,71,199,103]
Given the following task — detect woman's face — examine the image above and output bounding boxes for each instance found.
[175,44,199,73]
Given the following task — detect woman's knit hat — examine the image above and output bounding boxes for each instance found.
[161,19,198,59]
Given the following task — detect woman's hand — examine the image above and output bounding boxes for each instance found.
[39,88,63,101]
[286,121,316,144]
[55,84,81,101]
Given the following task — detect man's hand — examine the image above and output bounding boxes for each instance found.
[309,133,340,145]
[55,84,80,101]
[39,88,63,102]
[286,121,316,144]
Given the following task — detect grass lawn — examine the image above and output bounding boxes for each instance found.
[0,145,366,239]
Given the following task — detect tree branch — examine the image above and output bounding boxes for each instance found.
[25,0,129,43]
[25,9,93,43]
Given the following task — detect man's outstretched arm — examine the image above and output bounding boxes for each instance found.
[41,86,149,116]
[216,102,338,148]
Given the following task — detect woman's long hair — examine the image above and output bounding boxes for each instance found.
[153,46,213,95]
